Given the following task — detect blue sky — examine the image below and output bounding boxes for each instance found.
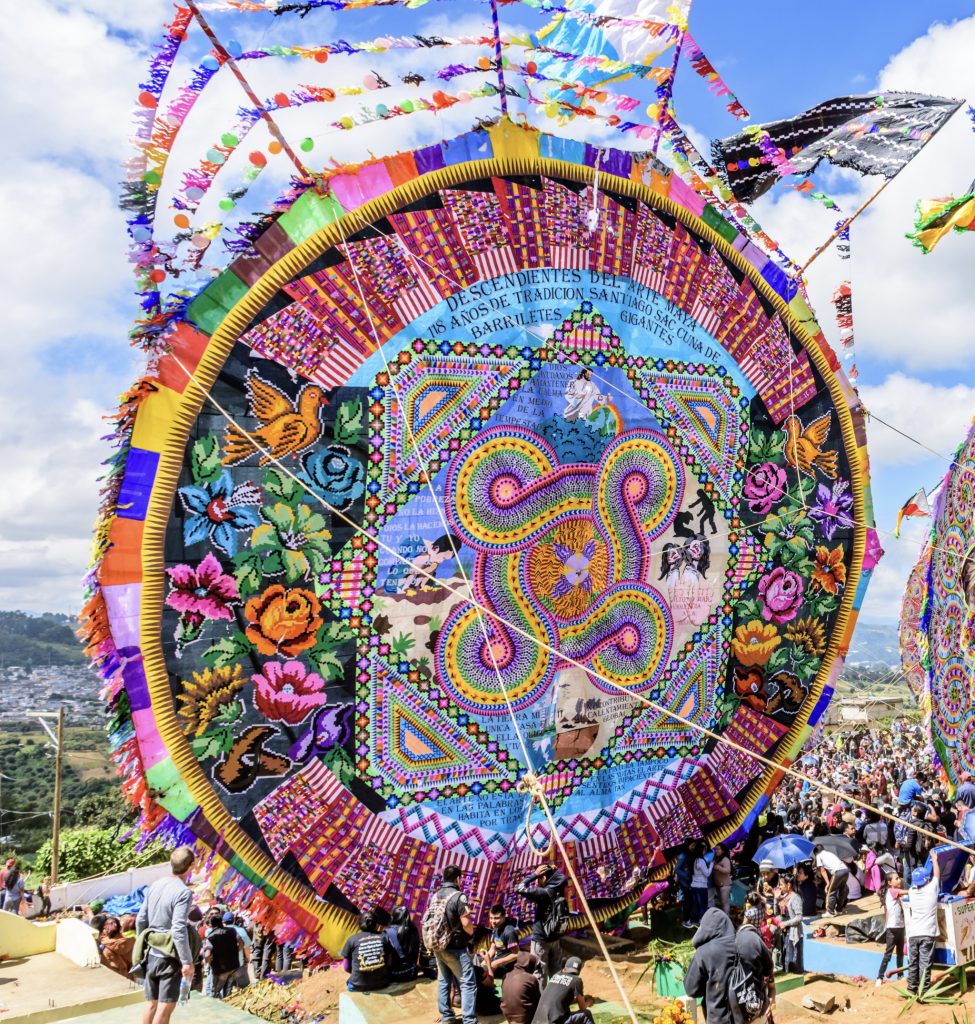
[1,0,973,620]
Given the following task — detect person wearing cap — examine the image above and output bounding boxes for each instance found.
[530,956,592,1024]
[906,857,941,996]
[734,904,775,1022]
[223,911,252,991]
[519,863,568,986]
[203,909,244,999]
[501,951,541,1024]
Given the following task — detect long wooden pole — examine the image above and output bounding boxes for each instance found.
[185,0,311,182]
[797,176,894,274]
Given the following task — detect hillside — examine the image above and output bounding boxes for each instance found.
[0,611,82,667]
[844,622,900,668]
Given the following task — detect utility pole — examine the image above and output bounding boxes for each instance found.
[52,708,64,885]
[27,709,64,885]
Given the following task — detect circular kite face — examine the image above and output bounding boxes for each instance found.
[101,143,869,952]
[914,424,975,784]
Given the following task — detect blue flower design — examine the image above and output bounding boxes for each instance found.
[300,445,365,509]
[178,471,262,556]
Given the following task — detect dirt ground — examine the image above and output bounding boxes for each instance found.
[229,940,975,1023]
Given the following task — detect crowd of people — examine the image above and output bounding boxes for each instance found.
[676,720,974,1009]
[8,720,970,1023]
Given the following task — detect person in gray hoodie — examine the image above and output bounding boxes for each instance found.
[683,908,738,1024]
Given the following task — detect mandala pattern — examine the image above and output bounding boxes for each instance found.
[906,420,975,785]
[87,124,874,958]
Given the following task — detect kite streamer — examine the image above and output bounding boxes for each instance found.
[86,3,875,961]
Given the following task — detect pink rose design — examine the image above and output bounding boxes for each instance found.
[743,462,787,515]
[253,660,327,725]
[757,566,804,625]
[166,552,239,621]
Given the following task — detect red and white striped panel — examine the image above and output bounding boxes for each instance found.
[393,276,442,324]
[472,247,518,280]
[549,245,591,270]
[306,340,372,390]
[630,262,666,294]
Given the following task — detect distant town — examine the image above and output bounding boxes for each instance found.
[0,662,102,726]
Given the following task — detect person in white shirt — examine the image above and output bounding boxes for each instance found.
[906,858,941,996]
[687,843,712,928]
[876,871,905,986]
[814,846,849,916]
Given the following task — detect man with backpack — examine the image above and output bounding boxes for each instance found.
[683,908,738,1024]
[519,863,569,986]
[732,906,775,1023]
[422,865,477,1024]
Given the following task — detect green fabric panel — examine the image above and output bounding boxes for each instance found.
[157,780,197,822]
[229,854,266,889]
[278,191,345,244]
[702,204,738,243]
[186,270,249,334]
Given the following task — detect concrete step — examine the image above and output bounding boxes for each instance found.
[57,994,263,1023]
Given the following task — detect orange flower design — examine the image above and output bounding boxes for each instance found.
[244,584,323,657]
[812,544,846,595]
[731,619,781,666]
[529,519,608,620]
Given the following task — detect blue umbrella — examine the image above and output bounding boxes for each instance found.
[753,835,815,869]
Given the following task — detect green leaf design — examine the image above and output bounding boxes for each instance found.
[323,747,357,786]
[263,468,306,506]
[189,726,236,761]
[390,631,416,657]
[766,646,791,675]
[736,598,763,622]
[212,699,245,727]
[749,427,784,464]
[333,398,364,446]
[232,551,263,598]
[262,550,285,576]
[190,433,223,484]
[202,632,252,668]
[321,620,355,644]
[308,644,345,681]
[807,590,839,618]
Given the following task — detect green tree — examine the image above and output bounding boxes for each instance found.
[69,792,138,832]
[34,829,168,882]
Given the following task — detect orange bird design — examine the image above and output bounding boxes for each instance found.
[783,412,838,479]
[223,372,324,466]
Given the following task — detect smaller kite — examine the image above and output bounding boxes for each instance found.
[907,187,975,254]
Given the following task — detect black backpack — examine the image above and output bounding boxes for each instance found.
[727,929,768,1024]
[540,892,570,942]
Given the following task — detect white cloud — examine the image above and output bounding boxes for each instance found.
[858,373,975,468]
[0,2,170,167]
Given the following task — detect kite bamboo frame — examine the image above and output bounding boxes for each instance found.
[136,132,867,952]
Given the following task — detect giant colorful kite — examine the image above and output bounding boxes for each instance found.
[902,421,975,788]
[83,0,877,958]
